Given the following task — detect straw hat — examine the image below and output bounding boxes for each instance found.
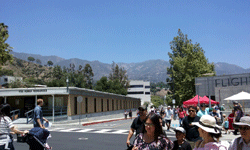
[192,115,221,134]
[234,116,250,127]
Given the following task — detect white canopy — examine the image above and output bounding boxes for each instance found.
[224,91,250,100]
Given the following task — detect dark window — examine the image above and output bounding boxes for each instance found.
[107,99,109,111]
[116,100,118,110]
[120,100,122,109]
[145,86,150,88]
[145,92,151,95]
[129,85,143,88]
[85,98,88,113]
[112,99,114,110]
[101,99,103,112]
[127,91,144,94]
[74,97,77,115]
[4,78,8,82]
[94,98,96,112]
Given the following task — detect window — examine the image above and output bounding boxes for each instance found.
[145,92,151,95]
[4,78,8,82]
[94,98,96,112]
[74,97,77,115]
[145,86,150,88]
[112,99,114,110]
[116,100,118,110]
[107,99,109,111]
[101,99,103,112]
[85,98,88,113]
[129,85,143,88]
[127,91,144,94]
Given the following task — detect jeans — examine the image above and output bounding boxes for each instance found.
[179,118,184,126]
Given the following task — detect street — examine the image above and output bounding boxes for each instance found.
[13,118,239,150]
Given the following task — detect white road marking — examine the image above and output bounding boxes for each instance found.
[75,129,95,132]
[60,128,80,132]
[94,129,112,133]
[111,130,129,134]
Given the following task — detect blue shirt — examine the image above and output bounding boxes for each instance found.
[224,121,229,128]
[197,109,208,117]
[33,105,43,127]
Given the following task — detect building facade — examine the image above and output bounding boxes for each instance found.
[127,80,151,105]
[0,87,141,121]
[195,73,250,112]
[0,76,23,86]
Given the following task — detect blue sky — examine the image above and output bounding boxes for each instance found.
[1,0,250,68]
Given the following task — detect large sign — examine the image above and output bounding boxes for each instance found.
[19,89,48,93]
[215,76,250,87]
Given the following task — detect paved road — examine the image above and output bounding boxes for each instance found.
[13,117,240,149]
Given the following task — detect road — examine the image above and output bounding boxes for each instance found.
[13,118,239,150]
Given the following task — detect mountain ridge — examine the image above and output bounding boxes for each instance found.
[10,51,250,83]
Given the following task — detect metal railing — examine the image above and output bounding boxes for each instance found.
[24,109,34,124]
[43,106,68,116]
[10,109,20,121]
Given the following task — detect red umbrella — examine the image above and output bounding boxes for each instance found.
[202,96,219,105]
[183,95,203,106]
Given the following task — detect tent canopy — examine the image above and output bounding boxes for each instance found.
[224,91,250,100]
[183,95,219,106]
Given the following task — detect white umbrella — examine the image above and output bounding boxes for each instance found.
[224,91,250,112]
[224,91,250,100]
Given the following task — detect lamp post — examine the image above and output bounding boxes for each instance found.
[66,77,69,92]
[195,83,202,107]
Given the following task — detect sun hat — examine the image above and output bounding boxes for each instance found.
[174,127,186,134]
[138,106,146,111]
[233,116,250,127]
[192,115,221,134]
[167,106,171,108]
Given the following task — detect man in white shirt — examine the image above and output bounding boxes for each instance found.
[163,106,173,131]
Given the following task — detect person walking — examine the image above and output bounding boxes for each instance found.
[0,104,29,150]
[192,115,230,150]
[178,107,186,126]
[33,99,49,128]
[182,106,201,149]
[196,103,208,118]
[229,116,250,150]
[124,110,128,120]
[132,113,173,150]
[164,106,173,131]
[129,109,132,120]
[126,106,147,147]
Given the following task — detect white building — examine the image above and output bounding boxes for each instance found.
[0,76,23,86]
[127,80,151,105]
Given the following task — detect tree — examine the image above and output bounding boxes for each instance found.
[109,62,129,88]
[151,95,164,107]
[0,23,13,67]
[83,64,94,89]
[167,29,215,106]
[47,60,53,66]
[36,59,41,65]
[27,56,35,63]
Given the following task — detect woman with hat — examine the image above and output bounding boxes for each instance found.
[192,115,229,150]
[0,104,29,150]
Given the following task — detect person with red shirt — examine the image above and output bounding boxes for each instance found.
[228,109,235,130]
[178,107,186,126]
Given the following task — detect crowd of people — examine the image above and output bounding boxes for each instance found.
[126,101,250,150]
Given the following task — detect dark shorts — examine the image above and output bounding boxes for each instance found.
[225,127,229,130]
[165,119,171,124]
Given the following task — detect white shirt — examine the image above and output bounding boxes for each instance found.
[229,137,250,150]
[0,116,14,145]
[164,109,173,120]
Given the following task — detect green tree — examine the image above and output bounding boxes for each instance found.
[0,23,13,67]
[36,59,42,65]
[47,60,53,66]
[151,95,164,107]
[83,64,94,89]
[109,62,129,88]
[167,29,215,106]
[27,56,35,63]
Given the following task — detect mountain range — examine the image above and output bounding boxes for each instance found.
[10,51,250,83]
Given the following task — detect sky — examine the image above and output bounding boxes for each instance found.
[1,0,250,68]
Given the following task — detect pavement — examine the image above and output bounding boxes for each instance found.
[13,112,240,142]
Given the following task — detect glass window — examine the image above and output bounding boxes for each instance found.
[127,91,144,94]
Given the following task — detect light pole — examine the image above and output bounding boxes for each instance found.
[195,83,202,107]
[66,77,69,92]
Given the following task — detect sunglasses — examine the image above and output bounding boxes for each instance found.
[144,123,154,127]
[239,126,250,131]
[188,110,195,112]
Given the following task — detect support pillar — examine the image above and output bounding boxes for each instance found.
[52,95,55,123]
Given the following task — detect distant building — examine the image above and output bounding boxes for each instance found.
[0,76,23,86]
[127,80,151,105]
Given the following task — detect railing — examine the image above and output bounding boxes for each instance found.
[24,109,34,124]
[10,109,20,121]
[43,106,68,117]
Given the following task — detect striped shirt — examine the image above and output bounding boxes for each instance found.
[0,116,14,146]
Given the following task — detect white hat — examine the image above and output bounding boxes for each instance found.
[234,116,250,127]
[174,127,186,134]
[192,115,221,134]
[167,106,171,108]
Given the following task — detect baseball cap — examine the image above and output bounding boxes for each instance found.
[174,127,186,134]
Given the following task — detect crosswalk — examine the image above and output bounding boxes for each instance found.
[48,127,176,137]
